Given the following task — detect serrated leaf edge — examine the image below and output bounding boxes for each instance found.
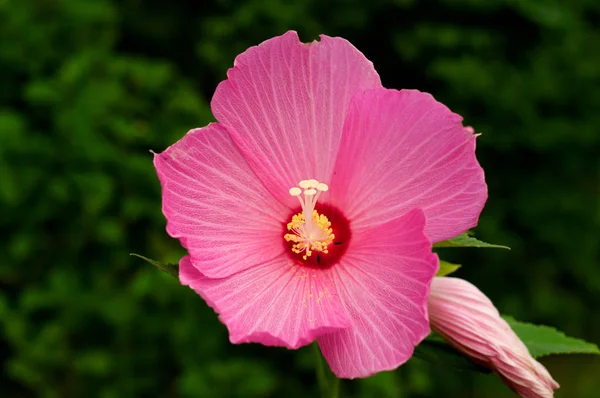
[505,316,600,358]
[130,253,179,278]
[433,232,510,250]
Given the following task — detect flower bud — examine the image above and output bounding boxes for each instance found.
[428,277,559,398]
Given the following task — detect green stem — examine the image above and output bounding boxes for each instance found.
[329,377,339,398]
[312,343,340,398]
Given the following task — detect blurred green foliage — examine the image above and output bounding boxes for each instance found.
[1,0,599,396]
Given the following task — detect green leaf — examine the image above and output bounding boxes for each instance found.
[413,334,490,373]
[130,253,179,278]
[433,233,510,249]
[505,316,600,358]
[436,260,461,277]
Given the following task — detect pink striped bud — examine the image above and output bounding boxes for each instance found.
[428,277,559,398]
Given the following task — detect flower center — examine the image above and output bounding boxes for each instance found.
[284,179,335,260]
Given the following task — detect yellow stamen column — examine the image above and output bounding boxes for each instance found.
[284,180,335,260]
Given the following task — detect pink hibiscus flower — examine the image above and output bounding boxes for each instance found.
[154,31,487,378]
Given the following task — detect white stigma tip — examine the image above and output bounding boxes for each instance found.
[289,187,302,196]
[299,180,311,189]
[316,183,329,192]
[307,179,319,188]
[304,188,317,196]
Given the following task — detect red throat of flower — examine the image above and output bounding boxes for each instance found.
[283,179,351,269]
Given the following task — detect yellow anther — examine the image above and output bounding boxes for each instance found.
[284,210,335,260]
[286,179,334,261]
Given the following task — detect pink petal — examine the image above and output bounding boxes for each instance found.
[179,255,351,349]
[317,209,438,378]
[329,88,487,242]
[211,31,382,206]
[154,123,289,278]
[429,277,559,398]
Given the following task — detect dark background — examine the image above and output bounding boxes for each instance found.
[1,0,599,397]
